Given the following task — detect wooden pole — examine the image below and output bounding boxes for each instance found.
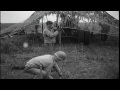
[56,11,62,50]
[42,17,44,33]
[59,29,62,50]
[56,11,59,25]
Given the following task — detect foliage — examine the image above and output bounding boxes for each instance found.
[0,38,19,54]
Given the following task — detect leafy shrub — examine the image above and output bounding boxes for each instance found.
[1,39,19,54]
[0,54,7,64]
[0,33,44,54]
[26,33,44,45]
[11,34,44,46]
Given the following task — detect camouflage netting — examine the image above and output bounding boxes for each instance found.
[0,11,119,38]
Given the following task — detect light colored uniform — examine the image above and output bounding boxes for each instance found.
[43,27,58,53]
[37,27,42,33]
[43,27,58,44]
[25,55,61,76]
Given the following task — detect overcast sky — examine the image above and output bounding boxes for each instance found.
[1,11,119,23]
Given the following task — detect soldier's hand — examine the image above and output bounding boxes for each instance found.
[59,73,62,79]
[56,28,61,31]
[59,76,62,79]
[53,27,57,30]
[59,71,63,77]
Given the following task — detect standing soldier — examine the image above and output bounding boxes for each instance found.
[43,21,59,54]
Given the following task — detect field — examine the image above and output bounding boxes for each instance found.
[0,22,100,32]
[0,23,16,30]
[0,35,119,79]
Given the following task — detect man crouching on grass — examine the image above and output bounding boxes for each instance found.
[24,51,66,79]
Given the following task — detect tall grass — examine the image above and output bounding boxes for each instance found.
[0,34,119,79]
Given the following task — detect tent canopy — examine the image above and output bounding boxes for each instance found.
[0,11,119,37]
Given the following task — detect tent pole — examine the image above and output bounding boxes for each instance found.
[56,11,62,50]
[42,17,44,33]
[56,11,59,25]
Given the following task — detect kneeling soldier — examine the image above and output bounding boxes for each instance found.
[24,51,66,79]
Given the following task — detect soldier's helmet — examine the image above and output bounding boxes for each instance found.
[54,51,66,61]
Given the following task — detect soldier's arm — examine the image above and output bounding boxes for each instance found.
[45,30,58,37]
[53,63,62,76]
[45,65,53,77]
[39,64,43,79]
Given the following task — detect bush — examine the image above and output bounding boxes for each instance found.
[0,54,10,64]
[1,39,19,54]
[26,33,44,45]
[10,35,27,46]
[0,33,44,54]
[0,54,6,64]
[11,34,44,47]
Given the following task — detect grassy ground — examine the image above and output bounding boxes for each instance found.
[0,36,119,79]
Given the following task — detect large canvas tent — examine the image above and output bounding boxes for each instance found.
[1,11,53,36]
[0,11,119,37]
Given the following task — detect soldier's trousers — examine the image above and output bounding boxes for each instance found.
[44,43,55,54]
